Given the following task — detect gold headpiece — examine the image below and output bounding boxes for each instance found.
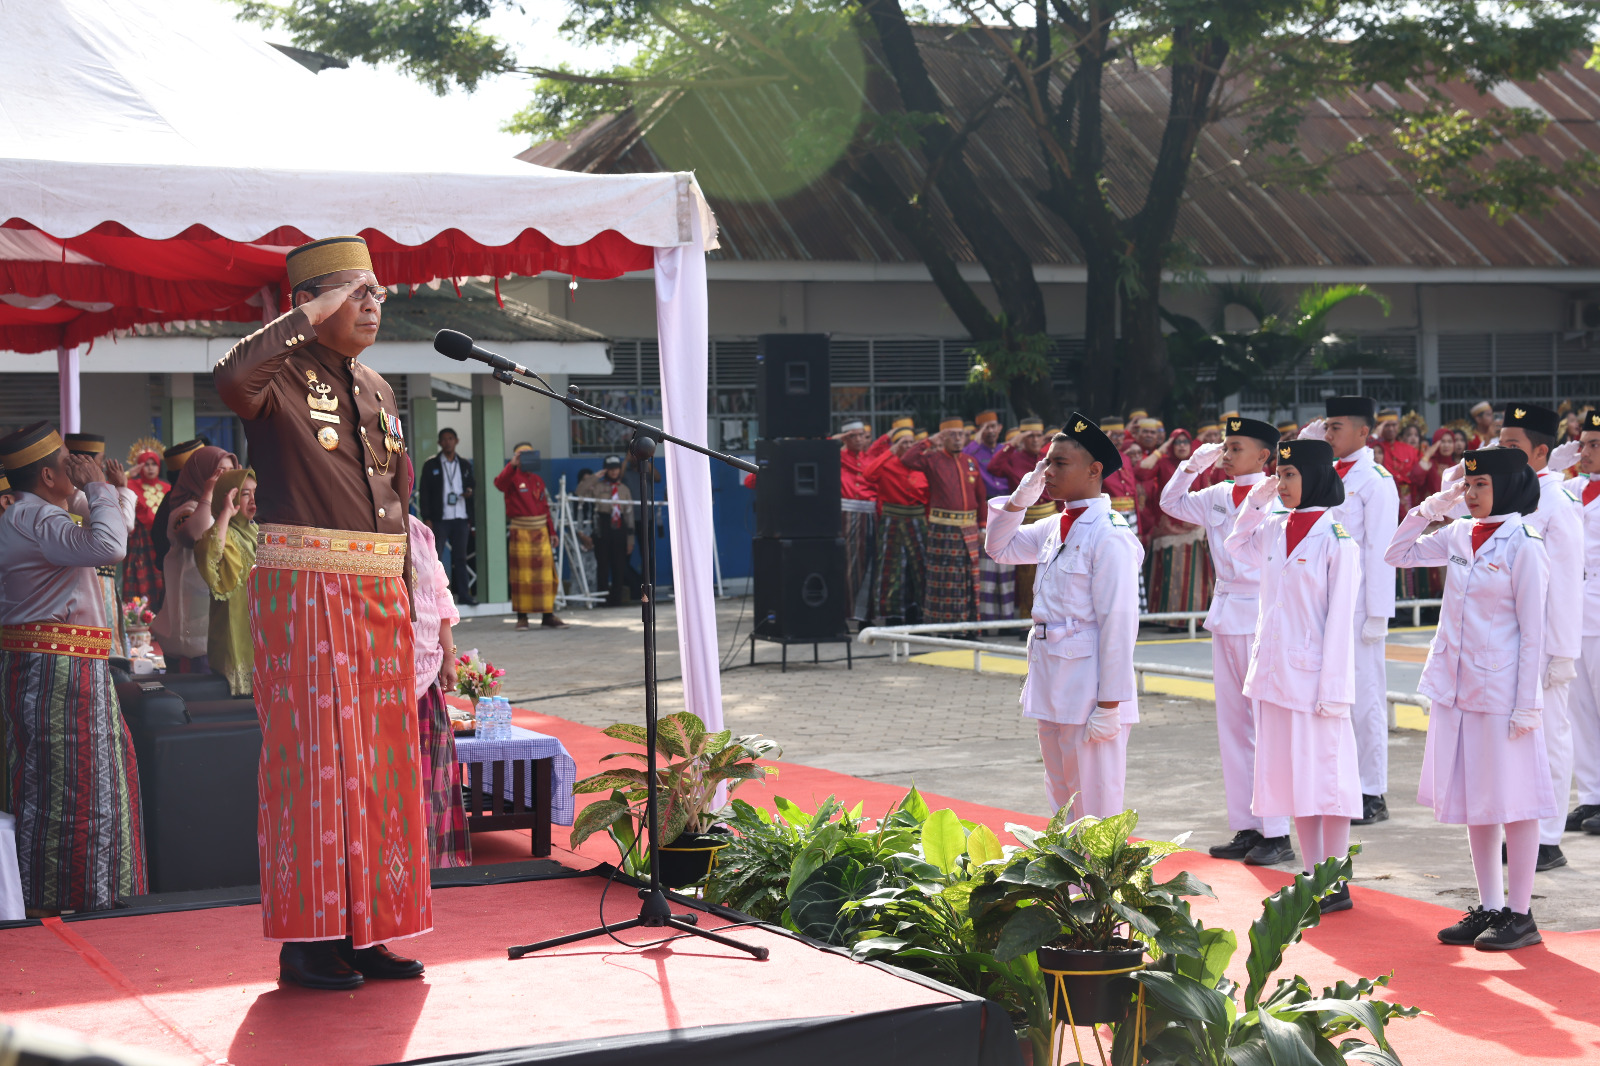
[126,436,165,465]
[286,236,374,288]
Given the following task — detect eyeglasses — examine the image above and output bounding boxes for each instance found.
[312,282,388,304]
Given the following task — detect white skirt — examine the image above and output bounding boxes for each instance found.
[1253,701,1362,818]
[1418,704,1557,825]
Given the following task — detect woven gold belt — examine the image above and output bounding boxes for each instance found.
[1025,501,1059,522]
[1110,496,1136,511]
[928,508,977,527]
[881,502,925,519]
[256,523,407,577]
[2,623,113,660]
[508,515,548,531]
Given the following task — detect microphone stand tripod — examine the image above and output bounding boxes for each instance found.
[496,371,766,962]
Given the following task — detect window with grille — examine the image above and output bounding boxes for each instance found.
[1239,334,1421,420]
[1437,333,1600,425]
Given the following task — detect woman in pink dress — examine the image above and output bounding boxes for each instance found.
[1225,438,1362,913]
[1386,447,1552,951]
[408,503,472,868]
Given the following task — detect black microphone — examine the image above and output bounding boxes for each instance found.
[434,329,561,395]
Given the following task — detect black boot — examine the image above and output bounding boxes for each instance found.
[1536,844,1567,872]
[279,941,364,991]
[1351,794,1388,825]
[1208,829,1263,860]
[1565,804,1600,832]
[336,939,425,980]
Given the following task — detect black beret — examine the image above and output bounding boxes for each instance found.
[1461,446,1528,478]
[1583,410,1600,433]
[1057,411,1122,474]
[1500,402,1559,438]
[1325,396,1376,420]
[1276,437,1334,470]
[1223,416,1279,447]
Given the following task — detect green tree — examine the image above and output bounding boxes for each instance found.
[241,0,1600,416]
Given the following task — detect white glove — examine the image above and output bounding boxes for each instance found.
[1186,442,1223,473]
[1549,439,1581,472]
[1314,701,1351,719]
[1244,475,1280,511]
[1441,460,1465,487]
[1546,656,1578,689]
[1008,457,1049,510]
[1418,482,1467,522]
[1509,707,1542,739]
[1360,617,1388,645]
[1084,702,1122,743]
[1298,419,1328,441]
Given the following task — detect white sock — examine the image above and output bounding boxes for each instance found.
[1467,824,1506,911]
[1504,819,1539,915]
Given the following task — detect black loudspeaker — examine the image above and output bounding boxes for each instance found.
[755,438,840,539]
[753,537,849,641]
[756,333,830,439]
[140,720,264,892]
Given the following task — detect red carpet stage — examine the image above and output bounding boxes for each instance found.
[4,700,1599,1064]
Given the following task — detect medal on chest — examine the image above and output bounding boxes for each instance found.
[305,370,341,424]
[379,408,405,454]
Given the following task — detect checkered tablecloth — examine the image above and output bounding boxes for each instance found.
[455,725,576,826]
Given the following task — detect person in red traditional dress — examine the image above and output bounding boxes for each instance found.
[1138,429,1215,622]
[901,418,986,624]
[988,419,1056,618]
[1369,408,1419,517]
[863,420,929,622]
[836,420,879,624]
[120,438,168,607]
[215,236,430,991]
[495,443,564,631]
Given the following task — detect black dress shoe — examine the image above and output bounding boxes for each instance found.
[1351,794,1388,825]
[1565,804,1600,832]
[280,942,364,991]
[1536,844,1568,872]
[1244,835,1296,866]
[1318,882,1353,914]
[1209,829,1263,860]
[336,940,425,980]
[1582,810,1600,834]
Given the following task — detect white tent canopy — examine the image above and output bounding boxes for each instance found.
[0,0,728,732]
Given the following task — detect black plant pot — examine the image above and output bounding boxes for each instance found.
[1036,943,1146,1025]
[655,828,730,889]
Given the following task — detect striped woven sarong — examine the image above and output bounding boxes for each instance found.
[1147,528,1215,615]
[417,682,471,868]
[0,643,145,911]
[841,508,876,623]
[873,508,926,623]
[250,566,432,947]
[978,553,1015,622]
[923,521,982,624]
[508,520,555,614]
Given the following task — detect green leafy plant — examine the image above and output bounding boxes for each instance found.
[1128,850,1422,1066]
[971,806,1213,963]
[568,711,780,871]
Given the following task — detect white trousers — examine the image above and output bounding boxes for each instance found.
[1038,720,1130,820]
[1570,635,1600,806]
[1352,610,1389,796]
[1214,634,1291,838]
[1541,672,1575,845]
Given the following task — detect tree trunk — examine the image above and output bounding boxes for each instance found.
[1078,251,1119,417]
[1120,260,1173,413]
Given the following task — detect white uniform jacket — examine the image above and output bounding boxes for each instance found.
[1385,511,1547,714]
[1580,477,1600,640]
[985,495,1143,725]
[1330,447,1399,619]
[1528,470,1583,662]
[1225,507,1359,713]
[1159,467,1263,636]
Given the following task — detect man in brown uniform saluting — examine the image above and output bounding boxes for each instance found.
[215,236,430,990]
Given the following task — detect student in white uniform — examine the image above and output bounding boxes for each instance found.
[1494,403,1583,871]
[1160,416,1293,865]
[985,413,1142,820]
[1300,397,1399,825]
[1386,447,1553,951]
[1568,409,1600,833]
[1225,438,1362,913]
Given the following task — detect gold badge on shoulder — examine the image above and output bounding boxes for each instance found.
[317,426,340,451]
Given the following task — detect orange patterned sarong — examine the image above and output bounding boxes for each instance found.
[249,567,431,947]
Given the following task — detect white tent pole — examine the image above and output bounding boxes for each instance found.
[57,345,80,433]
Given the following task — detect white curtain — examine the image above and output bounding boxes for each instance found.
[654,210,723,732]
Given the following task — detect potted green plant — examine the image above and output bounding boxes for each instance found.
[970,806,1211,1026]
[568,711,781,888]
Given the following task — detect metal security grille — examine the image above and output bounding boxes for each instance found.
[569,339,663,454]
[0,374,61,437]
[1437,332,1600,424]
[1239,334,1420,421]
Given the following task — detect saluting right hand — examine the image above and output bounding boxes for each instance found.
[65,453,105,489]
[1440,459,1466,486]
[1298,419,1328,442]
[1186,441,1223,472]
[1418,481,1466,522]
[1006,456,1049,511]
[1244,475,1279,511]
[300,274,371,326]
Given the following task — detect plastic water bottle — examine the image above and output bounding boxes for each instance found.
[494,696,514,740]
[476,696,496,739]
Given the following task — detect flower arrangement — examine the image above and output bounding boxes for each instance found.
[123,596,154,630]
[454,650,504,700]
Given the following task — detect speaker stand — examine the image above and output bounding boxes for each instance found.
[748,633,853,673]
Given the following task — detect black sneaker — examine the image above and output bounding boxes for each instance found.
[1244,835,1296,866]
[1565,804,1600,832]
[1351,794,1388,826]
[1318,882,1353,914]
[1474,908,1542,952]
[1208,829,1263,860]
[1583,810,1600,835]
[1437,905,1497,946]
[1536,844,1568,872]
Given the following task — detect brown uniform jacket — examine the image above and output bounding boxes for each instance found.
[213,307,410,538]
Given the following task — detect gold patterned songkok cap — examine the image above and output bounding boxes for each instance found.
[286,236,374,287]
[0,421,64,471]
